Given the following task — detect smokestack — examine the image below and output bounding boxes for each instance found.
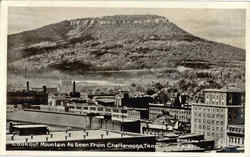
[73,81,76,93]
[26,81,29,91]
[43,85,47,94]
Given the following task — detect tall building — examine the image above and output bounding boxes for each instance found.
[191,88,245,148]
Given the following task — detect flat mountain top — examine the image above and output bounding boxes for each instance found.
[8,15,245,74]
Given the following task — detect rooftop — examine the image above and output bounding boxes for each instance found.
[6,130,144,144]
[203,88,244,93]
[227,124,244,128]
[13,125,48,129]
[148,124,167,130]
[96,99,115,103]
[7,110,93,129]
[111,117,138,123]
[178,133,204,139]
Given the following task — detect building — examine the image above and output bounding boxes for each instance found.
[121,95,153,108]
[7,81,48,105]
[127,109,141,120]
[191,88,245,148]
[9,124,49,135]
[48,93,70,107]
[31,87,58,95]
[149,103,191,123]
[227,125,244,147]
[7,104,22,113]
[141,112,189,136]
[99,117,141,133]
[95,96,115,107]
[156,134,214,152]
[120,96,153,120]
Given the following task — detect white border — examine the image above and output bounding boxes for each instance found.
[0,2,7,155]
[0,1,249,157]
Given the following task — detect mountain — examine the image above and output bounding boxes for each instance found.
[8,15,245,74]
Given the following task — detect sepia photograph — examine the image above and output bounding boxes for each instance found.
[5,6,246,153]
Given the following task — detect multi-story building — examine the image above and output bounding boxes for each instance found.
[227,125,244,147]
[149,103,191,123]
[191,88,245,148]
[127,109,141,120]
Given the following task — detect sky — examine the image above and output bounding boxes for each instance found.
[8,7,245,49]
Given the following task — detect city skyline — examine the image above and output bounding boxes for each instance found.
[6,6,246,152]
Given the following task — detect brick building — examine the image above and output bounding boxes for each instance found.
[149,103,191,123]
[191,88,245,148]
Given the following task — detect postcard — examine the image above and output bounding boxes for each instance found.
[0,1,249,156]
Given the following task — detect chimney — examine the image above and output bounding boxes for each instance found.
[26,81,29,91]
[73,81,76,94]
[43,85,47,94]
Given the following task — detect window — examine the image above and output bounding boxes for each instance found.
[207,113,210,118]
[83,107,88,110]
[121,115,126,119]
[106,108,111,112]
[97,107,103,111]
[207,125,210,130]
[220,133,224,138]
[90,107,96,110]
[121,109,127,113]
[238,138,240,144]
[232,137,235,143]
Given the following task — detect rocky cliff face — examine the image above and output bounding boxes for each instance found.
[8,15,245,74]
